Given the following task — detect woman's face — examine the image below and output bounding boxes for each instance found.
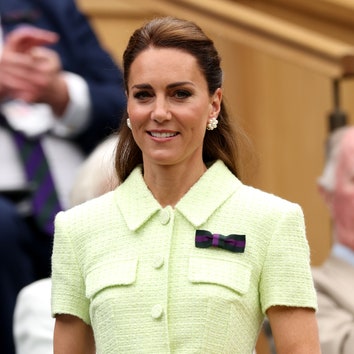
[126,47,221,169]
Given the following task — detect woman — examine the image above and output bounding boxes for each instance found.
[52,17,321,353]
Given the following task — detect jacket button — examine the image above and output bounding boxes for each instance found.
[153,256,164,269]
[151,304,164,319]
[159,209,170,225]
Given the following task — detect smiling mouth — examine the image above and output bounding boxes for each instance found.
[149,132,178,138]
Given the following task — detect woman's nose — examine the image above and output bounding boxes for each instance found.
[151,97,171,122]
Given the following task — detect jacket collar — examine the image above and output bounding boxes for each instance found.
[115,160,242,231]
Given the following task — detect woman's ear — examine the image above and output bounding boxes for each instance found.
[209,88,222,118]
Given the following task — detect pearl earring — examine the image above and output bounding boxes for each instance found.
[206,117,218,131]
[127,118,132,129]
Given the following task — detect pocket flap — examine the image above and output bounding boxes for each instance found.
[86,258,138,298]
[189,256,251,294]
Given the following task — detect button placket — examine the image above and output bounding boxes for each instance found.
[149,207,172,325]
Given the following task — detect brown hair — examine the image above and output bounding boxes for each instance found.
[115,16,249,181]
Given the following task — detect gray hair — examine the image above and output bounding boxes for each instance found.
[70,134,119,207]
[317,126,351,191]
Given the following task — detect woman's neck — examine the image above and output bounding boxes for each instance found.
[143,160,207,207]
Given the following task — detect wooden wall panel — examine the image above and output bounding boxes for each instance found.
[216,37,334,265]
[234,0,354,136]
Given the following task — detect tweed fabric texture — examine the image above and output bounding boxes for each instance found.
[51,160,317,353]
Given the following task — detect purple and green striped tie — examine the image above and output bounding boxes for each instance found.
[13,132,62,236]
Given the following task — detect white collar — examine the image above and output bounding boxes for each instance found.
[331,243,354,267]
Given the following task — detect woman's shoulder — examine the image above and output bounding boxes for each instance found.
[59,190,117,219]
[236,183,303,216]
[54,190,120,239]
[211,160,302,215]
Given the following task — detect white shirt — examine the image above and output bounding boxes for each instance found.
[331,242,354,267]
[13,278,54,354]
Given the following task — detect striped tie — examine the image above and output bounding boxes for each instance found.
[12,131,62,236]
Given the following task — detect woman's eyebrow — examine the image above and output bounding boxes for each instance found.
[131,83,152,90]
[131,81,194,90]
[167,81,194,89]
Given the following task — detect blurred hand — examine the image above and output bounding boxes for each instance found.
[3,26,59,53]
[0,26,69,115]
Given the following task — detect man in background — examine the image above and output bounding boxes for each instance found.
[312,125,354,353]
[0,1,126,352]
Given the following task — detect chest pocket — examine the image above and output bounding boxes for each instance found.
[85,258,138,299]
[188,255,251,295]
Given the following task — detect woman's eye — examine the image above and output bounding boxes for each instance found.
[174,90,192,99]
[133,91,152,100]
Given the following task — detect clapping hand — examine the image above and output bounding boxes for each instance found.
[0,26,69,116]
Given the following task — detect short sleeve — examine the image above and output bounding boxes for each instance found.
[51,211,91,324]
[259,203,317,314]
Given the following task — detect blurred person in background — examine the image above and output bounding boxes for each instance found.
[312,125,354,354]
[0,1,126,353]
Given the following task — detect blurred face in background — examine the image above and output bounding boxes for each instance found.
[331,128,354,249]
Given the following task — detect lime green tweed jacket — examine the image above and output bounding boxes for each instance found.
[51,160,317,353]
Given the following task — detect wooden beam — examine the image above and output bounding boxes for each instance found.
[77,0,146,17]
[134,0,354,78]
